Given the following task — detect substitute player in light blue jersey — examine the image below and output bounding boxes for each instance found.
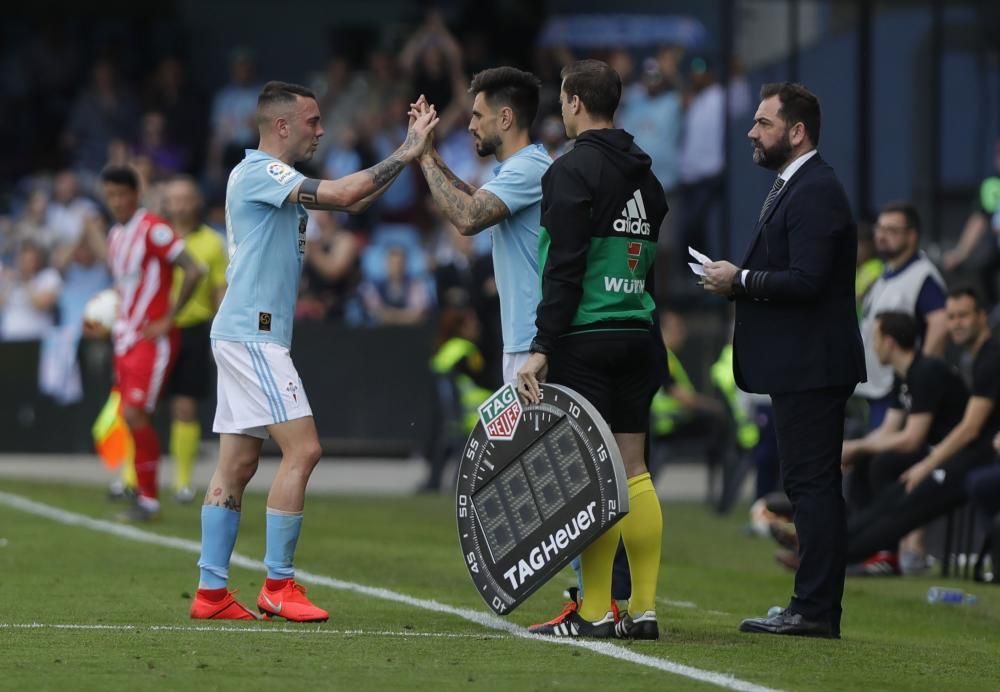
[191,81,438,621]
[416,67,550,383]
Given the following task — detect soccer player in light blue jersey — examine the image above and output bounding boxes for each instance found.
[416,67,551,384]
[191,81,438,621]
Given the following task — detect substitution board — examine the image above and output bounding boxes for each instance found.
[456,383,628,615]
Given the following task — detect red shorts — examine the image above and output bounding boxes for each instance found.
[114,332,179,412]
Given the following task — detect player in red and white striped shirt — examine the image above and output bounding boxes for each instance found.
[101,166,204,520]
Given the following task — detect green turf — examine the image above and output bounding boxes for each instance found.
[0,478,997,691]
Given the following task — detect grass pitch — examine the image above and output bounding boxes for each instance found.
[0,477,997,691]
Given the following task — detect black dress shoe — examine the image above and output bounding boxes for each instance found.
[739,609,839,639]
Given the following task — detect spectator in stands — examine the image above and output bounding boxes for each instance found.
[539,114,569,159]
[678,56,726,260]
[428,207,477,302]
[133,111,186,181]
[855,202,948,430]
[842,288,1000,570]
[64,59,140,174]
[362,49,406,120]
[39,218,111,404]
[426,197,502,384]
[321,122,363,182]
[942,139,1000,303]
[143,56,206,174]
[207,48,260,178]
[399,9,470,137]
[299,211,362,322]
[619,54,682,199]
[0,241,62,341]
[359,245,430,325]
[314,56,366,163]
[46,169,102,250]
[841,312,967,516]
[607,48,641,106]
[368,94,421,222]
[10,187,59,255]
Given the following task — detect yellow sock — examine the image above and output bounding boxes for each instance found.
[120,454,137,490]
[171,420,201,489]
[620,472,662,614]
[578,523,622,621]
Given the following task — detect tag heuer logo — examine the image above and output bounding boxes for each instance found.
[478,384,522,441]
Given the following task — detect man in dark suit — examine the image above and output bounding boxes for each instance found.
[701,82,866,639]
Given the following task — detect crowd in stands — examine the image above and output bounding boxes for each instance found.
[0,12,753,390]
[2,13,998,580]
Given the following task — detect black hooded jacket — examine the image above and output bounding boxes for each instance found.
[530,128,668,354]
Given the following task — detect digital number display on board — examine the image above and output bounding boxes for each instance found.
[456,384,628,615]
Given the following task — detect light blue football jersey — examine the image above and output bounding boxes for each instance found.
[211,149,307,348]
[480,143,551,353]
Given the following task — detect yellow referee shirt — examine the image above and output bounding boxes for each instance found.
[172,225,228,328]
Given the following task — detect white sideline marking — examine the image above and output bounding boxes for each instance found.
[0,491,778,692]
[0,623,505,639]
[658,598,731,618]
[659,598,698,609]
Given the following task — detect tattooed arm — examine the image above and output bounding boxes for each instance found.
[419,150,509,235]
[427,148,477,195]
[289,109,438,212]
[336,161,407,214]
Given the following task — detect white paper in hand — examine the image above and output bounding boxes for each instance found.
[688,246,713,265]
[687,246,714,276]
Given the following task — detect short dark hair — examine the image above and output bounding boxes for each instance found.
[100,165,140,191]
[560,60,622,121]
[879,201,921,234]
[469,67,541,131]
[947,285,986,311]
[257,81,316,124]
[760,82,821,146]
[875,311,918,351]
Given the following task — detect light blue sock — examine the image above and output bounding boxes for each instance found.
[197,506,241,589]
[571,556,583,596]
[264,509,304,580]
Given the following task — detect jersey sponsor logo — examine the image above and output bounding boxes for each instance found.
[149,224,175,247]
[258,312,272,331]
[612,189,651,236]
[266,161,297,186]
[626,241,641,274]
[604,276,646,294]
[501,501,597,590]
[478,384,522,441]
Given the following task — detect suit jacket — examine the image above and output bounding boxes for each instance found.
[732,154,866,394]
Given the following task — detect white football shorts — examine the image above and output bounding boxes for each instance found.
[212,340,312,439]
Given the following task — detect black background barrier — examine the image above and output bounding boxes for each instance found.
[0,323,435,457]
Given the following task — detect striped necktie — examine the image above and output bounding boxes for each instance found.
[758,176,785,221]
